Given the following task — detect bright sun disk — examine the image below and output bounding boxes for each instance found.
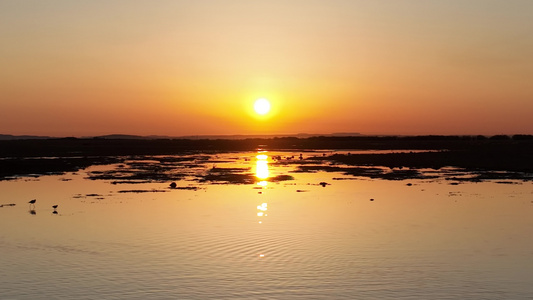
[254,98,271,115]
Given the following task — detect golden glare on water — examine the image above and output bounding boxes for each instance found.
[256,153,270,224]
[257,203,268,211]
[256,154,268,160]
[255,154,269,180]
[253,98,271,115]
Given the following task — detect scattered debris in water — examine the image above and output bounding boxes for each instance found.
[173,186,200,191]
[269,175,294,182]
[200,173,256,184]
[118,189,168,193]
[111,180,152,185]
[73,193,107,199]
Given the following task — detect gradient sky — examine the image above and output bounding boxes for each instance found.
[1,0,532,136]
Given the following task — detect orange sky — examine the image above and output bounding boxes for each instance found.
[1,1,532,136]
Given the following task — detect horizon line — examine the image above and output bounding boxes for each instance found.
[2,132,532,141]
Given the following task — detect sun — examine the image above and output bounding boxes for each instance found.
[254,98,271,115]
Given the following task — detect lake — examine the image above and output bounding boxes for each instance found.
[1,150,532,299]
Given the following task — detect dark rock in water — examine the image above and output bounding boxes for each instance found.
[319,182,328,187]
[370,198,374,201]
[169,182,177,189]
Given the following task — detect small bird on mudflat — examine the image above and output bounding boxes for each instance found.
[52,205,58,209]
[29,199,36,205]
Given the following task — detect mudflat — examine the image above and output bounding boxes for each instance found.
[1,135,532,181]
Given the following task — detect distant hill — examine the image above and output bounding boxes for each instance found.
[0,134,52,140]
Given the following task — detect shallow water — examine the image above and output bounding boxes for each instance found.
[1,151,532,299]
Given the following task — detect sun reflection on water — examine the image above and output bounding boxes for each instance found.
[255,154,269,181]
[255,153,269,225]
[257,203,268,211]
[257,181,268,187]
[256,154,268,160]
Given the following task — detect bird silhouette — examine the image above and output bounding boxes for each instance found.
[28,199,36,208]
[52,205,58,209]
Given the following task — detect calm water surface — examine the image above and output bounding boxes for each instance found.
[1,151,532,299]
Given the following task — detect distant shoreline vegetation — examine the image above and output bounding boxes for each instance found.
[0,134,532,156]
[0,135,532,181]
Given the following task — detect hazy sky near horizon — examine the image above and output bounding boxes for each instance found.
[1,0,532,136]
